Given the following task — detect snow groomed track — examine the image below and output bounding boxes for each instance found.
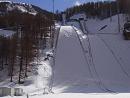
[53,26,97,93]
[52,25,130,93]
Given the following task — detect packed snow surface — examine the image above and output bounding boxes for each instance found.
[3,93,130,98]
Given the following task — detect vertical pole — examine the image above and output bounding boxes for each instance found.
[117,0,120,33]
[27,94,29,98]
[109,1,112,22]
[127,0,130,20]
[101,0,103,18]
[18,26,22,83]
[52,0,55,48]
[53,0,54,14]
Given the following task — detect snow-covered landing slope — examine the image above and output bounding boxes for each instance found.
[52,24,130,93]
[53,26,113,93]
[67,14,126,34]
[89,34,130,93]
[53,26,97,93]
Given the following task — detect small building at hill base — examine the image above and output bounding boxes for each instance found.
[0,87,23,97]
[69,12,87,21]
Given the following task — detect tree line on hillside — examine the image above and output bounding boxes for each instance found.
[117,0,130,15]
[56,0,130,20]
[0,12,54,84]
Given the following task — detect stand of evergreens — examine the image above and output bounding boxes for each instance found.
[55,0,130,21]
[0,12,54,84]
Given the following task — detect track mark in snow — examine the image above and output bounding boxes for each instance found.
[73,26,115,93]
[53,26,102,93]
[89,35,130,92]
[97,35,130,77]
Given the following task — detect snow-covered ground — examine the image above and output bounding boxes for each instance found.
[53,26,94,93]
[52,14,130,94]
[1,14,130,98]
[85,14,126,34]
[3,93,130,98]
[0,50,53,96]
[0,29,15,37]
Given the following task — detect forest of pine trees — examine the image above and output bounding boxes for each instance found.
[56,0,130,20]
[0,12,54,83]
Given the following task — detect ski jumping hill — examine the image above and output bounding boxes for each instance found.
[53,14,130,93]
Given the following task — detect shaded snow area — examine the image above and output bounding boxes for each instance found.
[85,14,126,34]
[15,5,28,13]
[68,14,126,34]
[0,49,53,95]
[0,29,15,37]
[19,49,53,95]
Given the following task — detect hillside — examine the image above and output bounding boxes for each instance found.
[0,1,53,30]
[0,1,54,94]
[0,1,52,15]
